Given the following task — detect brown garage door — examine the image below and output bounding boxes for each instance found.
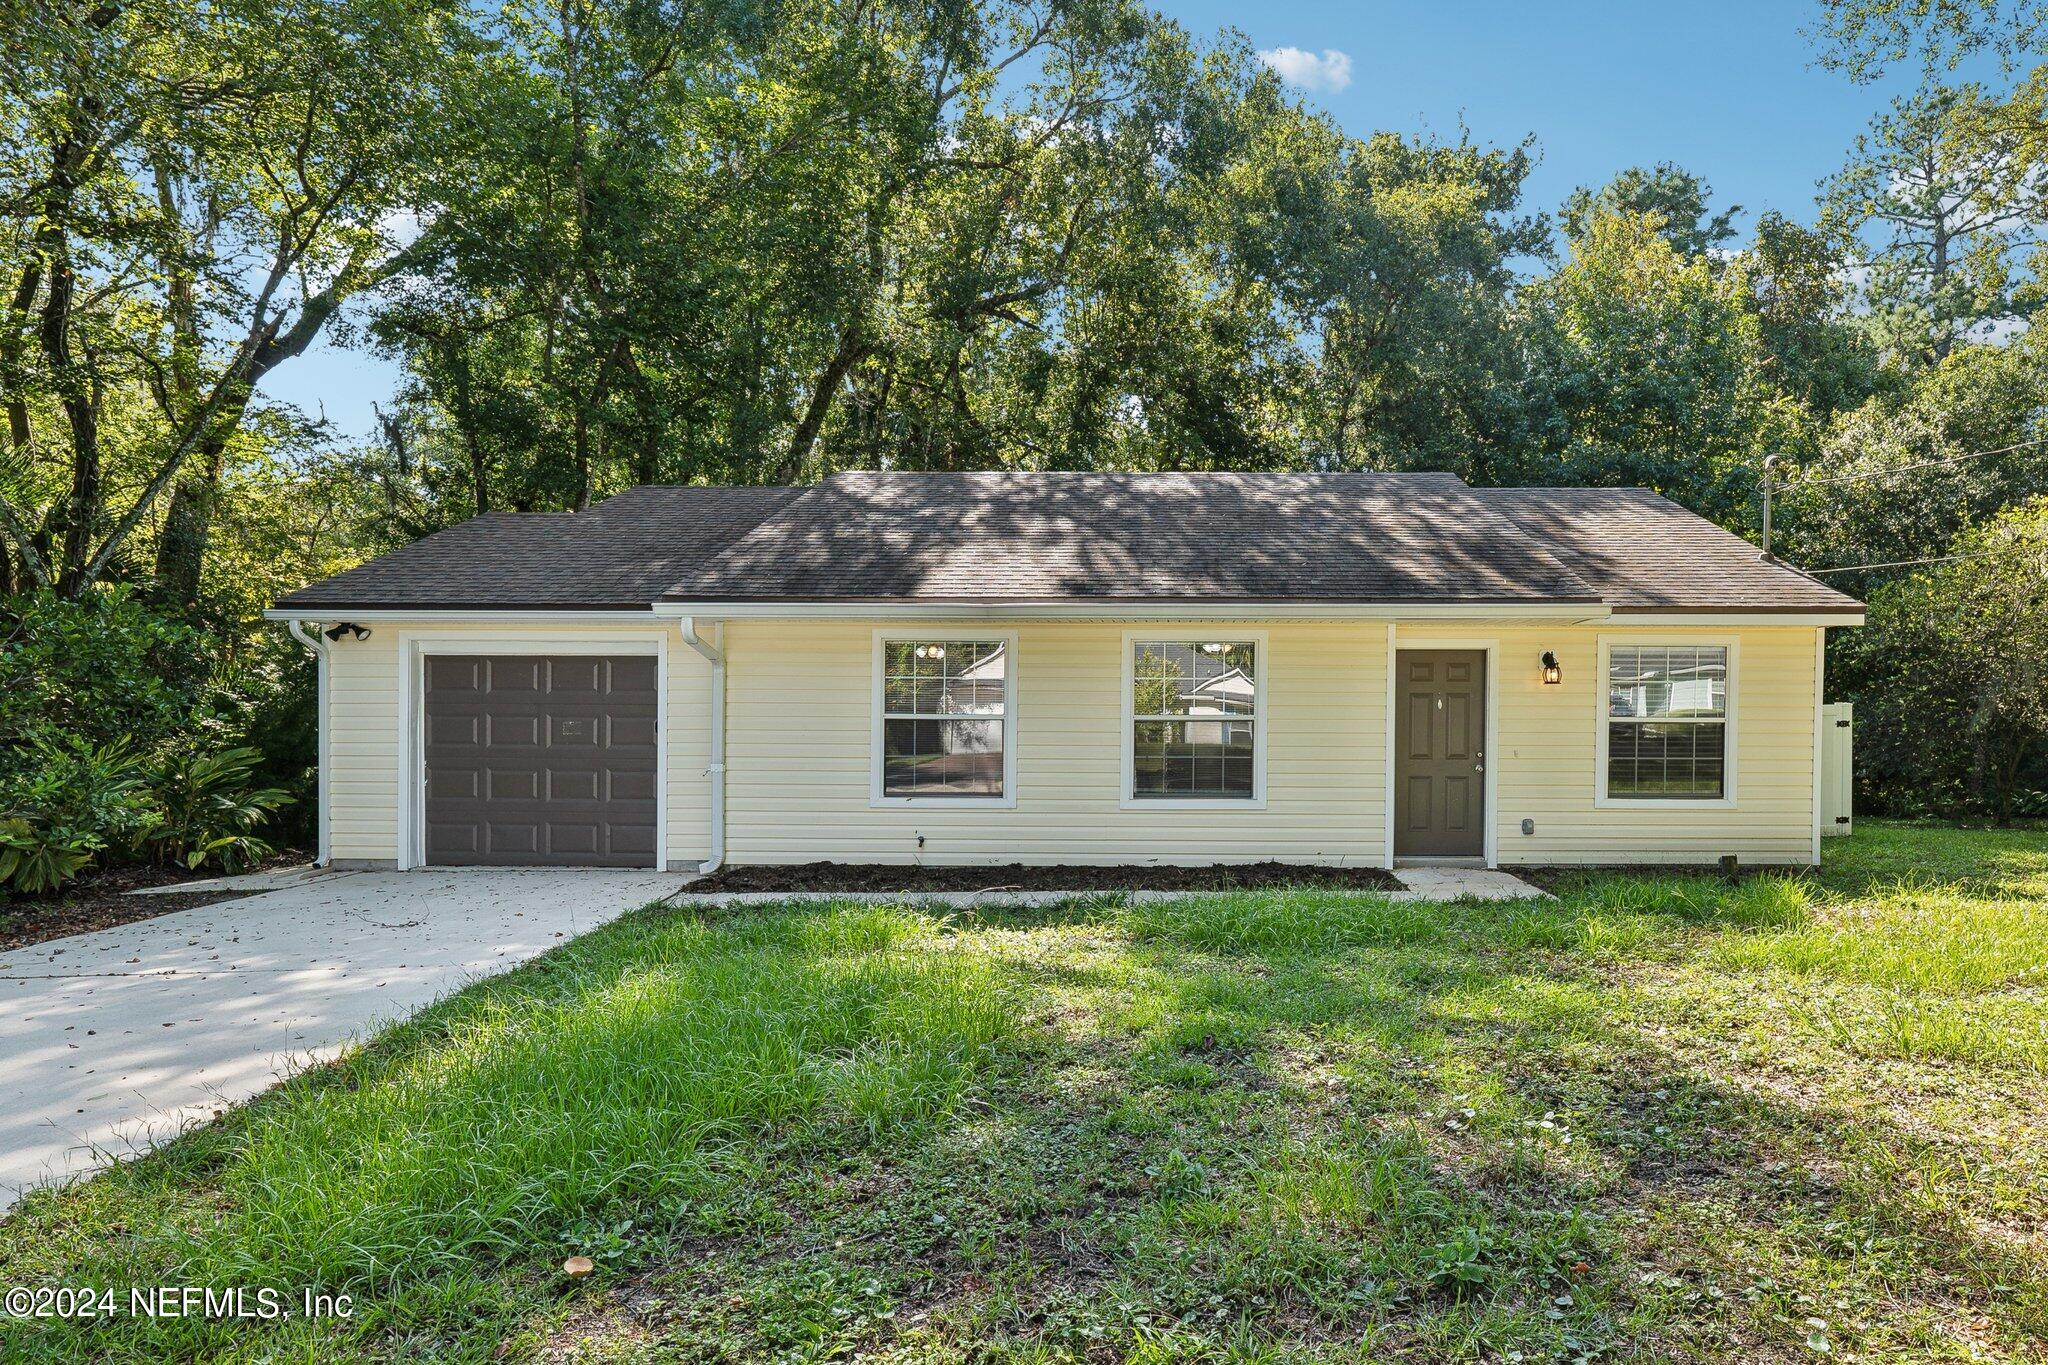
[423,655,658,867]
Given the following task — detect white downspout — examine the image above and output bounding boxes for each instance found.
[678,618,725,875]
[286,620,333,867]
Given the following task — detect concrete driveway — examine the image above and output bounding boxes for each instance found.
[0,868,686,1214]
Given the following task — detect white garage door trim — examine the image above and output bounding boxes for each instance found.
[397,631,669,871]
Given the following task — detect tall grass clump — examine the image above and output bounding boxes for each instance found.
[1716,877,2047,992]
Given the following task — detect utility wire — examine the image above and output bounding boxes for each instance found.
[1784,435,2048,490]
[1804,544,2048,575]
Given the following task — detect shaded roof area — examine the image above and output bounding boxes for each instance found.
[1475,486,1861,614]
[274,485,804,609]
[675,471,1599,603]
[274,471,1863,615]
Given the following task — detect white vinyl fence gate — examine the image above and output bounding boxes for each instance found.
[1821,701,1854,836]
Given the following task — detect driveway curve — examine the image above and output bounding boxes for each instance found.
[0,868,685,1213]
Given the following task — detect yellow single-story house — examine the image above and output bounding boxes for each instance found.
[264,471,1864,872]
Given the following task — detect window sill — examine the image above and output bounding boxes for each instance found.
[869,795,1018,811]
[1118,796,1268,813]
[1593,795,1737,810]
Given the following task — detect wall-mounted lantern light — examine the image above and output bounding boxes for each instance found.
[1540,650,1562,685]
[323,621,371,642]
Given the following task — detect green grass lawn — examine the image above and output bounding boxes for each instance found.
[4,822,2046,1362]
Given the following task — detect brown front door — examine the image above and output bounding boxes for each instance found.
[1395,650,1486,858]
[423,655,659,867]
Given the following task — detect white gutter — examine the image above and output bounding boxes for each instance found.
[676,618,726,875]
[285,620,333,867]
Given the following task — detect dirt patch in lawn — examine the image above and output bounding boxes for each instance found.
[683,860,1402,894]
[1515,863,1819,894]
[0,851,311,952]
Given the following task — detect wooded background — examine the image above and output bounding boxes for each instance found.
[3,0,2046,887]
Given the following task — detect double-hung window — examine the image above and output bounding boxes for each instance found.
[1124,638,1264,806]
[1601,643,1732,802]
[873,637,1014,804]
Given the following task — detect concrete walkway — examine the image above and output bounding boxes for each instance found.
[1389,866,1551,901]
[0,868,685,1214]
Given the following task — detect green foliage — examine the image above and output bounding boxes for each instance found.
[1843,497,2048,820]
[1822,83,2045,366]
[0,592,208,762]
[0,735,156,895]
[1560,161,1741,259]
[146,747,293,874]
[0,0,2044,826]
[1513,209,1775,523]
[0,594,301,890]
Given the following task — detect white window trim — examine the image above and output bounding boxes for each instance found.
[869,630,1019,809]
[1119,629,1269,812]
[396,631,669,871]
[1594,634,1739,810]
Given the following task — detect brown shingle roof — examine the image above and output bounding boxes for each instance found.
[674,471,1600,603]
[274,485,803,610]
[1475,486,1861,614]
[271,472,1864,616]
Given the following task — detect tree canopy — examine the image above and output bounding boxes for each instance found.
[1,0,2046,825]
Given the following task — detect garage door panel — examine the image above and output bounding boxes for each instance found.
[548,769,601,802]
[430,657,483,691]
[486,822,539,855]
[608,769,656,802]
[550,714,601,747]
[487,658,545,693]
[607,824,656,857]
[425,712,480,747]
[608,715,658,748]
[486,767,535,800]
[610,657,657,691]
[425,653,659,868]
[426,824,480,855]
[548,658,605,693]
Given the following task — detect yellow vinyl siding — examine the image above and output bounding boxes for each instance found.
[1395,623,1818,866]
[322,622,709,866]
[320,615,1823,869]
[328,629,400,862]
[724,620,1388,866]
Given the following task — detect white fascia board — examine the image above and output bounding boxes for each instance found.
[1608,612,1865,628]
[651,600,1614,622]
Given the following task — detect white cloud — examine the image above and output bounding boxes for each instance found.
[1258,46,1353,94]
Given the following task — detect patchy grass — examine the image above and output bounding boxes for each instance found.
[3,822,2046,1362]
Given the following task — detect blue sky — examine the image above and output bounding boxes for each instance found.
[264,0,1921,445]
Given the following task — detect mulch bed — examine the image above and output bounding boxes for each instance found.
[682,860,1402,895]
[0,851,312,953]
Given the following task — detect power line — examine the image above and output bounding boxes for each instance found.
[1785,435,2048,490]
[1803,543,2048,575]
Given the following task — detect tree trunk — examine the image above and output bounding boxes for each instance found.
[150,441,227,609]
[781,329,862,483]
[43,250,102,598]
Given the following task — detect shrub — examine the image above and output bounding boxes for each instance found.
[0,735,157,895]
[0,590,209,767]
[147,746,294,873]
